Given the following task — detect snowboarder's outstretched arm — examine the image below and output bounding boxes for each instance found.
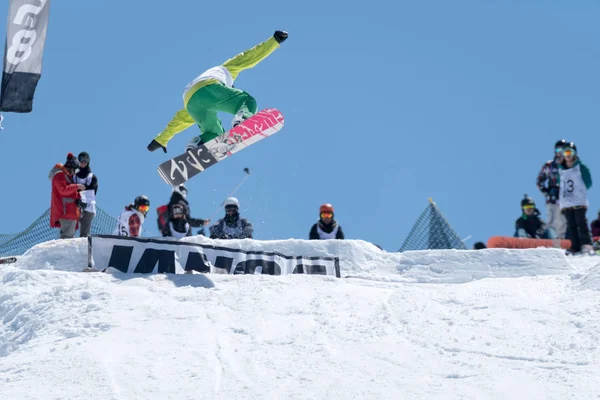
[223,31,288,81]
[149,109,196,151]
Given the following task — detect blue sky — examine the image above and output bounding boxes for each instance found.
[0,0,599,251]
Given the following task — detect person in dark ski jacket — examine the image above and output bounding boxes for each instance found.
[162,184,210,239]
[210,197,253,239]
[309,203,345,240]
[72,151,98,237]
[558,142,593,255]
[536,139,569,238]
[515,195,555,239]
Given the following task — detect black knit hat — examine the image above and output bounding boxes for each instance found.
[64,153,79,169]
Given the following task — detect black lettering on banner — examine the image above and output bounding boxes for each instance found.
[307,265,327,275]
[213,255,234,274]
[108,245,134,273]
[134,249,176,274]
[234,259,281,275]
[293,264,327,275]
[94,236,339,277]
[184,251,211,273]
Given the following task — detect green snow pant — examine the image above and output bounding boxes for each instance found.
[185,83,258,143]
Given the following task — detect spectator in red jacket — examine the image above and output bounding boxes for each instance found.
[49,153,86,239]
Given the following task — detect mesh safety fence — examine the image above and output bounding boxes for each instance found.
[0,207,117,256]
[399,199,466,252]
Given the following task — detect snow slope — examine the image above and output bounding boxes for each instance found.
[1,238,599,399]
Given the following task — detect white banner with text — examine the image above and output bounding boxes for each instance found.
[89,235,340,277]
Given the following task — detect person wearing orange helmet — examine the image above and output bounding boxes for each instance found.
[309,204,345,240]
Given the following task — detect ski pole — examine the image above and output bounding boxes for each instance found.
[209,168,251,223]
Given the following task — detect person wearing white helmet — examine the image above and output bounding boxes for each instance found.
[210,197,253,239]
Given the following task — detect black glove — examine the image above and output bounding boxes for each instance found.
[274,30,288,44]
[147,139,167,153]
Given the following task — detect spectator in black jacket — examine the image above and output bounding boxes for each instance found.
[162,184,209,239]
[536,139,568,238]
[309,203,345,240]
[514,195,556,239]
[210,197,253,239]
[73,151,98,237]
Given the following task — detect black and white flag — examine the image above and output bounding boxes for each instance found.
[1,0,51,113]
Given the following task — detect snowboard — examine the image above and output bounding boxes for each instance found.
[157,108,284,186]
[0,256,17,264]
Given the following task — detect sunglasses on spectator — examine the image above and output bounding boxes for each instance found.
[522,205,535,210]
[320,212,333,218]
[563,149,576,157]
[137,205,149,213]
[555,148,563,153]
[225,206,238,212]
[78,156,89,163]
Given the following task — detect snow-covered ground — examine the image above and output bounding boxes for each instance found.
[1,237,599,399]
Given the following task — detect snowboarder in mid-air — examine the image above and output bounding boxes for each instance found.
[147,30,289,154]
